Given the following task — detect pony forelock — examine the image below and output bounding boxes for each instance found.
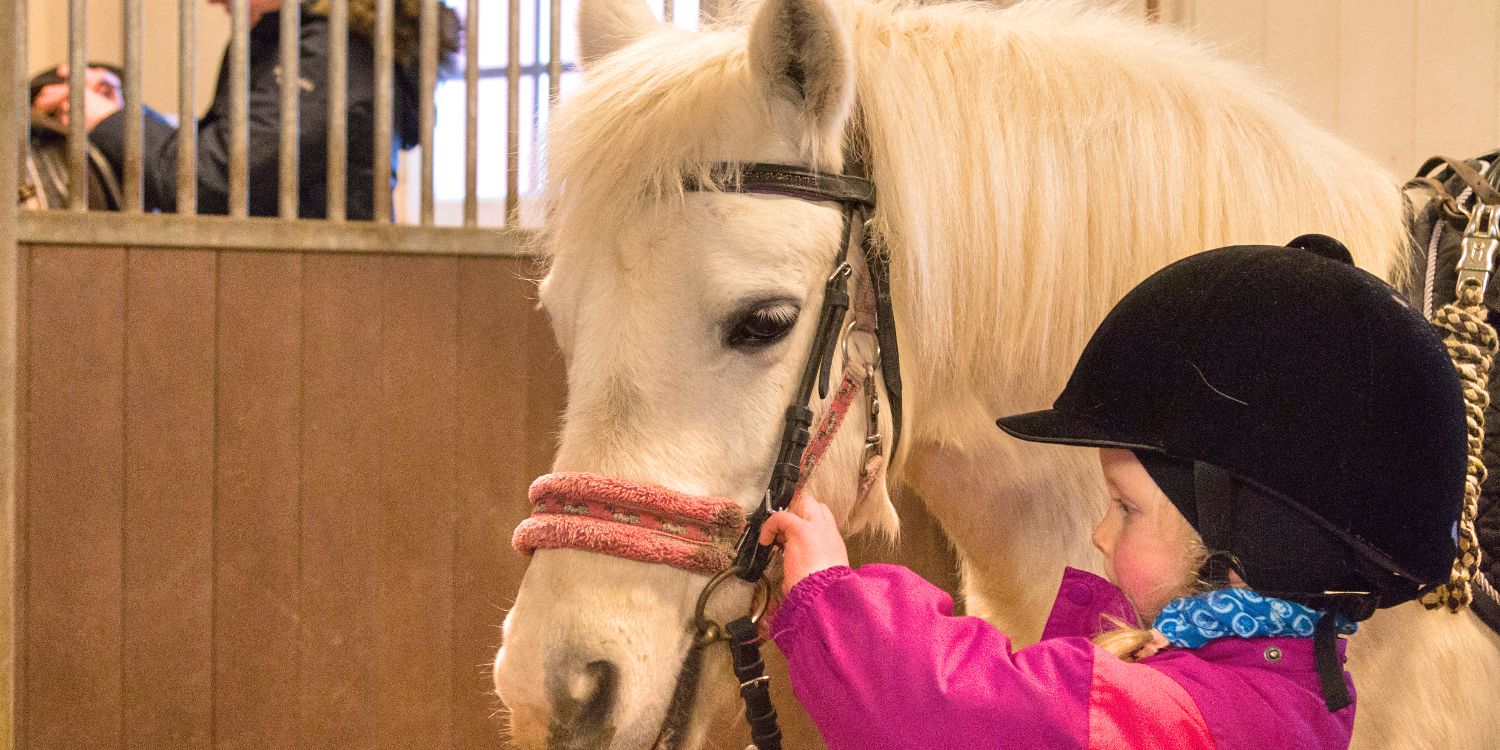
[539,29,761,265]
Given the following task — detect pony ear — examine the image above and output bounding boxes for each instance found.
[747,0,856,145]
[579,0,659,67]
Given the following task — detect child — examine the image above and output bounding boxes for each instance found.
[760,236,1468,749]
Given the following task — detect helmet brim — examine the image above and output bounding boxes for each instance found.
[995,408,1160,452]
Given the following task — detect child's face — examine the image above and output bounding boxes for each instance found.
[1093,449,1201,618]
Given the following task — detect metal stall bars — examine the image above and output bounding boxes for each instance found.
[507,0,520,224]
[17,0,523,253]
[466,0,480,226]
[373,0,394,222]
[420,0,437,225]
[279,0,300,219]
[326,0,347,221]
[229,0,249,217]
[66,0,86,210]
[178,0,197,214]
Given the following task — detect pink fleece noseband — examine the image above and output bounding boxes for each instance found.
[513,472,749,575]
[512,371,879,575]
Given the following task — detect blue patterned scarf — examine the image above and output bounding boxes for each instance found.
[1151,588,1358,649]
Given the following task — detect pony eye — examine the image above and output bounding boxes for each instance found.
[727,302,800,348]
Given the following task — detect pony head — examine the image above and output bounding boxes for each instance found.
[493,0,899,746]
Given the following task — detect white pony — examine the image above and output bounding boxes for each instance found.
[494,0,1500,747]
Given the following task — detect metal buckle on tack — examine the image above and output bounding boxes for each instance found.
[1459,203,1500,298]
[839,319,884,477]
[692,565,771,646]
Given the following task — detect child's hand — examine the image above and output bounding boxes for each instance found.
[759,494,850,594]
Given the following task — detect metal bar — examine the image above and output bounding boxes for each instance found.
[1,0,23,742]
[177,0,198,215]
[278,0,300,218]
[477,61,577,77]
[529,0,541,143]
[123,0,144,211]
[229,0,250,217]
[419,0,437,225]
[464,0,479,227]
[372,0,394,222]
[17,0,28,204]
[18,211,532,257]
[506,0,520,224]
[67,0,87,210]
[663,0,673,25]
[326,0,348,221]
[548,0,560,106]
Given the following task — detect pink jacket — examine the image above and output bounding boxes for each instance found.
[771,565,1354,749]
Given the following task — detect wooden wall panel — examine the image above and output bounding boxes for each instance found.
[522,274,566,482]
[452,257,536,749]
[1413,2,1500,162]
[215,253,304,750]
[376,256,459,749]
[123,250,216,750]
[1171,0,1500,176]
[299,254,383,749]
[1336,0,1417,170]
[24,247,126,749]
[1260,1,1338,129]
[12,247,28,749]
[1181,0,1265,62]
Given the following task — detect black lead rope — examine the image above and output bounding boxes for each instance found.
[726,616,782,750]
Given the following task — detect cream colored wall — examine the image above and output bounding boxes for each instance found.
[26,1,230,119]
[1162,0,1500,177]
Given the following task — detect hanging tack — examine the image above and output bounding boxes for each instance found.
[1422,278,1497,612]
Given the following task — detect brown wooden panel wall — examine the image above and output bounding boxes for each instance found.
[16,244,954,749]
[18,246,560,749]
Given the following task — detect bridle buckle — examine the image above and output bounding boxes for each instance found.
[1459,203,1500,298]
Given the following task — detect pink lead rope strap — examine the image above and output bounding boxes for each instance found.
[513,371,870,576]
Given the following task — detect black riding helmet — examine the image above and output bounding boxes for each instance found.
[996,236,1467,618]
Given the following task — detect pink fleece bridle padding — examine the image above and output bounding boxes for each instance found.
[513,370,877,575]
[513,472,748,575]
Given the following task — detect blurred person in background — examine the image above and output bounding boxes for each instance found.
[31,0,460,219]
[25,62,128,209]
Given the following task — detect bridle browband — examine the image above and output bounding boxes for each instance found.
[511,152,902,750]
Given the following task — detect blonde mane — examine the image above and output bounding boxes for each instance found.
[846,0,1407,427]
[543,0,1406,441]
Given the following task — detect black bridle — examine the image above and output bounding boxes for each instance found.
[654,159,903,750]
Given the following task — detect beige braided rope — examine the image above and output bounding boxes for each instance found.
[1422,280,1498,612]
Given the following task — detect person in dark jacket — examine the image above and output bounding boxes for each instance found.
[31,0,459,219]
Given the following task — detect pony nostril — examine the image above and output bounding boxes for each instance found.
[547,659,619,748]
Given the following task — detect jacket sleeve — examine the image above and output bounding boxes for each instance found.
[90,24,332,216]
[771,564,1094,750]
[771,565,1218,750]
